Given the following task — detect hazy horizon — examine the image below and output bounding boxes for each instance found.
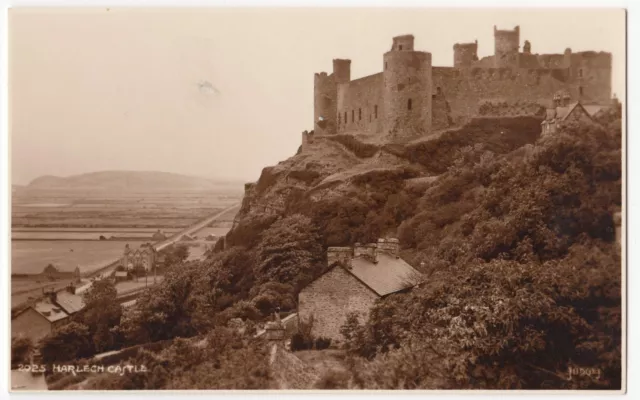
[10,8,626,185]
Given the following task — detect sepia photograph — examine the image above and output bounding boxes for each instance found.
[5,5,626,393]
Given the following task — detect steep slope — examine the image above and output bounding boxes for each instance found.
[226,116,544,249]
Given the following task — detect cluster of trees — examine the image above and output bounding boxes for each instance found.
[334,114,622,389]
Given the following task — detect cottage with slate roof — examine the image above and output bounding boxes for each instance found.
[297,238,423,341]
[11,283,84,343]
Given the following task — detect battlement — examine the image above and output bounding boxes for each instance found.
[453,40,478,67]
[391,34,415,51]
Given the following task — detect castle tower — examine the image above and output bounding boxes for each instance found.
[494,25,520,68]
[333,59,351,84]
[313,59,351,135]
[383,35,432,139]
[313,72,336,135]
[453,40,478,68]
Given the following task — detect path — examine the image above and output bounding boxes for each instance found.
[153,203,240,251]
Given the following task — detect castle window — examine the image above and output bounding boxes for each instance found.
[579,69,583,77]
[407,98,412,110]
[399,45,403,51]
[352,110,355,122]
[374,105,378,118]
[385,62,388,70]
[345,112,347,124]
[437,87,442,95]
[579,86,584,96]
[359,108,362,121]
[338,114,341,125]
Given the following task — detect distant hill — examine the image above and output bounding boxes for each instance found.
[26,171,244,191]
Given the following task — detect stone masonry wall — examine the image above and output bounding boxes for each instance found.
[433,66,591,125]
[337,73,384,135]
[298,266,379,341]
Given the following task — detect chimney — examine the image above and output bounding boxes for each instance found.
[354,243,378,263]
[43,288,57,303]
[327,246,354,266]
[562,93,571,107]
[377,238,400,258]
[66,283,76,294]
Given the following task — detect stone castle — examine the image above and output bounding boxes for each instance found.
[308,25,612,142]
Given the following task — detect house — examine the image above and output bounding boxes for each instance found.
[541,92,599,136]
[11,284,84,343]
[297,238,423,341]
[123,243,156,272]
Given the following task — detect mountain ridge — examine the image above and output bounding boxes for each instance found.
[26,170,244,191]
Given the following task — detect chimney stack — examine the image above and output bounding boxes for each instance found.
[354,243,378,263]
[377,238,400,258]
[66,283,76,294]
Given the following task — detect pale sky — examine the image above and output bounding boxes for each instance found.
[9,8,626,185]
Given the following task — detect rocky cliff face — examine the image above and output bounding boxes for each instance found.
[225,116,544,250]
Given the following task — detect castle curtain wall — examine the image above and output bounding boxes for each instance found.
[337,73,384,134]
[432,66,598,125]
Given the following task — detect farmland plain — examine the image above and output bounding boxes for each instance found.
[11,177,243,310]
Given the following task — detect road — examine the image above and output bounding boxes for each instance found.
[153,203,240,251]
[88,203,240,280]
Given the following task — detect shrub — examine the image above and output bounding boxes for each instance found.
[314,370,351,389]
[40,322,94,364]
[290,333,312,352]
[11,335,33,368]
[315,337,332,350]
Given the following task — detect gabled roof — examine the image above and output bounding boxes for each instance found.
[543,102,593,124]
[582,104,608,117]
[33,301,69,323]
[348,253,423,297]
[55,290,85,315]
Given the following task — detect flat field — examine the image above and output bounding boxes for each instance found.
[10,185,242,309]
[11,240,126,275]
[12,188,241,228]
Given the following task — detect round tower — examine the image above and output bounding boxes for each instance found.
[383,35,432,139]
[494,25,520,68]
[453,40,478,68]
[313,72,337,135]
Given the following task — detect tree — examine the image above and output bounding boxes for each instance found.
[77,278,122,352]
[162,244,190,268]
[11,335,33,368]
[253,214,324,289]
[40,322,93,364]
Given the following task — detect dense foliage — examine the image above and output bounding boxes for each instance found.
[343,117,622,389]
[36,111,621,390]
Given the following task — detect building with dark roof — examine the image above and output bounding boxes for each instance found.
[540,91,601,136]
[297,238,423,341]
[11,284,84,343]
